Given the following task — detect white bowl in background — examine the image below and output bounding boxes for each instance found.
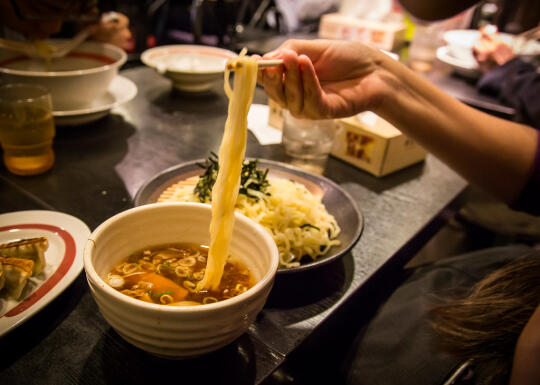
[83,202,279,358]
[436,46,481,78]
[0,40,126,111]
[141,45,237,92]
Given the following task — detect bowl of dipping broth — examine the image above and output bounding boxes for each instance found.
[84,202,279,358]
[0,40,126,111]
[141,45,237,92]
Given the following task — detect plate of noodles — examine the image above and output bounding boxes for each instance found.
[134,156,363,273]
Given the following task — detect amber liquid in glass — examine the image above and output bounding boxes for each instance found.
[0,107,55,175]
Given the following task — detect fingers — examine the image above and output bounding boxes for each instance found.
[282,49,304,116]
[298,54,324,119]
[90,12,132,49]
[261,65,286,107]
[258,44,324,118]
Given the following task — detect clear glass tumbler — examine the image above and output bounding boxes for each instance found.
[0,84,56,175]
[282,110,336,160]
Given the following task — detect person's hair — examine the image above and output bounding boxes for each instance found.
[430,251,540,385]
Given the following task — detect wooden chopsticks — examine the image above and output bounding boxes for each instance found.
[226,59,283,71]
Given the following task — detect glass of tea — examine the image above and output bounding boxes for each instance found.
[0,84,56,175]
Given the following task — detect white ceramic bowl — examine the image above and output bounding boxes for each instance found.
[436,46,481,78]
[0,40,126,111]
[141,45,237,92]
[443,29,483,63]
[84,202,279,358]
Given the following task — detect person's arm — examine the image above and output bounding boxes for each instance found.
[509,303,540,385]
[258,39,538,205]
[377,52,537,204]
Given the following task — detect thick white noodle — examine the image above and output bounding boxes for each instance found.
[197,52,258,291]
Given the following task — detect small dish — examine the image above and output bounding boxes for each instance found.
[134,159,364,274]
[141,45,238,92]
[0,210,90,336]
[53,75,137,126]
[436,46,481,78]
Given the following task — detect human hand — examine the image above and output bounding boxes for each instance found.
[257,39,392,119]
[473,26,515,73]
[89,12,132,50]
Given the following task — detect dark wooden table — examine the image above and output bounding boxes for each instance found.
[0,66,467,385]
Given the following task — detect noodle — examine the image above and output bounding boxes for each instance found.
[159,177,341,268]
[197,50,258,291]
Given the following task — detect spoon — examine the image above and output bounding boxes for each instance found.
[0,28,90,60]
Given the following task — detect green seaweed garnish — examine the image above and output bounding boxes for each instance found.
[194,153,270,202]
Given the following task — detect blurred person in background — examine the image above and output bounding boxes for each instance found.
[258,0,540,384]
[0,0,132,50]
[473,25,540,128]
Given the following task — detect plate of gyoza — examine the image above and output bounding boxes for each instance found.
[0,210,90,336]
[135,156,363,273]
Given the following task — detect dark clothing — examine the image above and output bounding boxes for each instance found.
[343,245,535,385]
[477,58,540,130]
[512,130,540,215]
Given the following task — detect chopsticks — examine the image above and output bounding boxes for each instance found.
[226,59,283,71]
[257,59,284,68]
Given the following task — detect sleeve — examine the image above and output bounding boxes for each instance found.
[511,130,540,216]
[477,58,540,129]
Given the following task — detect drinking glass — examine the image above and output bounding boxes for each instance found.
[281,110,336,173]
[0,84,56,175]
[282,110,336,158]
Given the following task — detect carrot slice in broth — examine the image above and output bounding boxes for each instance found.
[125,272,188,302]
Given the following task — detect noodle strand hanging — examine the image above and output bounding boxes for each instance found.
[197,51,258,291]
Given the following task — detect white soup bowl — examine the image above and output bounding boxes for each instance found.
[83,202,279,358]
[0,40,126,111]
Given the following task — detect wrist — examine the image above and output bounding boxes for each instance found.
[371,56,422,122]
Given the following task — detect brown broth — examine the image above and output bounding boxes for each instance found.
[107,243,254,306]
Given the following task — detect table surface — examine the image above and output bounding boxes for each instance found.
[0,66,467,385]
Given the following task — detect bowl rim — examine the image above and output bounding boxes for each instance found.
[140,44,238,75]
[0,41,127,77]
[83,202,279,313]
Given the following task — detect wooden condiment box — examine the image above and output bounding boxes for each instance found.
[318,13,406,51]
[331,112,427,176]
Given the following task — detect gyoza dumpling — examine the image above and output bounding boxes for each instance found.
[0,237,48,276]
[0,257,34,299]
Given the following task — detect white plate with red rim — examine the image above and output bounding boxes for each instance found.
[141,44,238,92]
[53,75,137,126]
[0,210,90,336]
